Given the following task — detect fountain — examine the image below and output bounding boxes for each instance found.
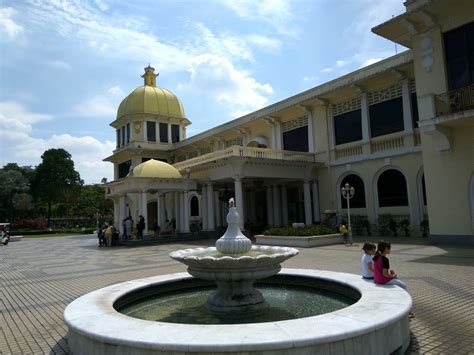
[169,198,298,314]
[64,199,412,354]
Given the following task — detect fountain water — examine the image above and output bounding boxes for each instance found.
[169,198,298,314]
[64,199,412,354]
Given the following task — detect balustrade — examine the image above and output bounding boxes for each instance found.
[435,84,474,116]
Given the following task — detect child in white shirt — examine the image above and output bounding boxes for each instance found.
[360,242,376,279]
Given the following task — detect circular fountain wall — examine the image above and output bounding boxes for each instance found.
[64,269,412,354]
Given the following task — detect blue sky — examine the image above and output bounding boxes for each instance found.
[0,0,406,184]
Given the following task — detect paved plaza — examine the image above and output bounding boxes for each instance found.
[1,235,473,354]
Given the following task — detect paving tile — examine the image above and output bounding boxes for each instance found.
[1,235,473,354]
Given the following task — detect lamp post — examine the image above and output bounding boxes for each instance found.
[341,183,355,245]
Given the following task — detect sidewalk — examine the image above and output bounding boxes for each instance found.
[1,235,473,354]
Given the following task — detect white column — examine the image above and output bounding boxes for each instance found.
[167,123,172,143]
[159,194,166,226]
[312,181,321,223]
[179,124,183,141]
[156,194,161,228]
[201,185,208,230]
[179,192,185,232]
[266,185,274,226]
[207,183,215,230]
[174,192,179,231]
[119,195,126,229]
[234,177,244,230]
[183,191,190,232]
[307,111,315,153]
[141,191,148,231]
[401,79,414,133]
[281,185,288,226]
[275,121,282,150]
[272,184,281,226]
[303,181,313,226]
[360,92,370,142]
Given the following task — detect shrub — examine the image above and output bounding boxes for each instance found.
[420,219,429,237]
[352,215,372,236]
[263,225,335,236]
[376,214,395,236]
[399,219,410,237]
[10,218,48,230]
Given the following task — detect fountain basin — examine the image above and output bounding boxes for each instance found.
[64,269,412,354]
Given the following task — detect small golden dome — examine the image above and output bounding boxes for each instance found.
[132,159,182,179]
[116,66,185,119]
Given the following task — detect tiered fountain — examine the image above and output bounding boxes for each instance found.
[64,199,412,354]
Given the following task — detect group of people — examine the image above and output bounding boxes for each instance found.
[360,240,414,317]
[97,223,118,247]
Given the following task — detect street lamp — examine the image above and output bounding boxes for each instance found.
[341,182,355,245]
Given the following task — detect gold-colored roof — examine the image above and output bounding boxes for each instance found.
[132,159,182,179]
[116,65,185,119]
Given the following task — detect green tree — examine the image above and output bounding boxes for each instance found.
[32,149,83,226]
[12,193,33,218]
[74,184,113,228]
[0,169,30,220]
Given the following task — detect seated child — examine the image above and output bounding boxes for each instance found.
[373,241,407,290]
[360,242,376,279]
[338,223,348,243]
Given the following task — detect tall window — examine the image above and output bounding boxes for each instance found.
[410,92,419,128]
[444,22,474,90]
[118,160,131,179]
[159,123,168,143]
[171,124,180,143]
[121,126,126,146]
[190,196,199,216]
[334,109,362,145]
[377,169,408,207]
[116,129,120,148]
[147,121,156,142]
[126,123,130,143]
[340,174,366,208]
[369,97,404,137]
[283,126,308,152]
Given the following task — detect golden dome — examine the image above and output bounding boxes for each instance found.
[132,159,182,179]
[116,65,185,119]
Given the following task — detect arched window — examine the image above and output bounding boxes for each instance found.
[377,169,408,207]
[340,174,366,208]
[190,196,199,216]
[421,174,427,206]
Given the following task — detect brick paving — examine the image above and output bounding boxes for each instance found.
[1,235,473,354]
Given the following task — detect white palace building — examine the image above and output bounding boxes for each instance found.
[104,0,473,245]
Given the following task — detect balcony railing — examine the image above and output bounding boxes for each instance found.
[173,146,318,171]
[435,84,474,116]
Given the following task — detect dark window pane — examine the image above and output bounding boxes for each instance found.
[411,92,419,128]
[118,160,131,179]
[121,126,125,145]
[116,129,120,148]
[190,196,199,216]
[334,109,362,145]
[147,121,156,142]
[447,58,469,89]
[283,126,308,152]
[369,97,404,137]
[126,123,130,143]
[171,124,180,143]
[444,26,467,61]
[159,123,168,143]
[444,22,474,90]
[421,174,427,206]
[377,169,408,207]
[340,174,366,208]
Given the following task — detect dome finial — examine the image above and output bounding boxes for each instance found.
[142,64,159,87]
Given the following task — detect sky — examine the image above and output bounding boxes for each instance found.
[0,0,406,184]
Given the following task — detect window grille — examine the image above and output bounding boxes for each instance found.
[409,79,416,94]
[367,83,402,106]
[224,137,243,148]
[281,116,308,132]
[332,97,361,116]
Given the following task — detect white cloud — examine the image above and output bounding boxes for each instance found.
[107,85,123,96]
[0,7,24,38]
[48,60,72,70]
[321,68,332,73]
[184,54,273,118]
[73,95,117,118]
[94,0,109,12]
[336,60,346,67]
[219,0,298,38]
[303,76,318,82]
[0,101,114,183]
[361,58,382,67]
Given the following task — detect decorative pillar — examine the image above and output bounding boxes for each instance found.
[207,183,215,231]
[174,192,179,232]
[167,122,172,143]
[360,92,370,142]
[179,191,185,232]
[140,191,148,231]
[312,181,321,223]
[119,194,126,231]
[275,120,282,150]
[307,111,315,153]
[401,79,414,133]
[183,191,190,232]
[156,194,161,228]
[303,182,313,226]
[234,177,244,230]
[266,185,274,227]
[281,185,288,226]
[272,184,281,226]
[201,185,208,230]
[159,194,166,227]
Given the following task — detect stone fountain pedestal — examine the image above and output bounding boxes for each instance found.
[170,198,298,314]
